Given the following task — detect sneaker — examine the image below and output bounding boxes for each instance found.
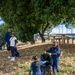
[8,56,11,59]
[10,57,15,61]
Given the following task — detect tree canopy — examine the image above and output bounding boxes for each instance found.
[0,0,75,42]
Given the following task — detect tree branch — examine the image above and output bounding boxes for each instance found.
[42,19,49,33]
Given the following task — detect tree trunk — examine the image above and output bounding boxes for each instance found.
[39,19,50,43]
[30,36,35,44]
[48,33,50,40]
[39,32,45,43]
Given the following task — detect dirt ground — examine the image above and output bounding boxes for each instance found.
[0,40,75,75]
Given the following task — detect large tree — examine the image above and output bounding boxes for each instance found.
[0,0,75,42]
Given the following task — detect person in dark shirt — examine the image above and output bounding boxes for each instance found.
[0,28,11,50]
[46,41,60,74]
[5,28,11,50]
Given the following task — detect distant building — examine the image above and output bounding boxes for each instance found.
[34,24,75,40]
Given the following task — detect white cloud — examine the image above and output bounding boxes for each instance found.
[50,24,75,34]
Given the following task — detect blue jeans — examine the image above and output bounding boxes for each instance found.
[52,60,60,73]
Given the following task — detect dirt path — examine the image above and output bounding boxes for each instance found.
[17,40,51,50]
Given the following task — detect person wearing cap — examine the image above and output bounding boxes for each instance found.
[9,32,20,61]
[46,41,60,74]
[29,56,48,75]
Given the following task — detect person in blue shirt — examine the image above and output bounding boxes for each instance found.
[29,56,48,75]
[46,41,60,74]
[5,28,11,50]
[0,28,11,50]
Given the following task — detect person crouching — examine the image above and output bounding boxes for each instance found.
[29,56,48,75]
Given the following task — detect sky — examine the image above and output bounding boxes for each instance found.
[0,17,4,25]
[50,24,75,34]
[0,21,4,25]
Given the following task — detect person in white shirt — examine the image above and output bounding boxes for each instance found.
[9,32,20,61]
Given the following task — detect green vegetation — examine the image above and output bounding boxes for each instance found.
[0,0,75,42]
[0,44,75,75]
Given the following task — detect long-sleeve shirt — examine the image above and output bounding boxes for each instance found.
[5,32,11,44]
[30,61,46,75]
[46,47,60,62]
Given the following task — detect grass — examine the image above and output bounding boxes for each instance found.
[0,44,75,75]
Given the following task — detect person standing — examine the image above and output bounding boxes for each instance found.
[5,27,11,50]
[9,32,20,61]
[0,28,11,50]
[46,41,60,75]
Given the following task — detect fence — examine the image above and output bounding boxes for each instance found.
[50,34,75,44]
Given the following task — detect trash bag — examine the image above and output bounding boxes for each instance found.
[40,53,52,75]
